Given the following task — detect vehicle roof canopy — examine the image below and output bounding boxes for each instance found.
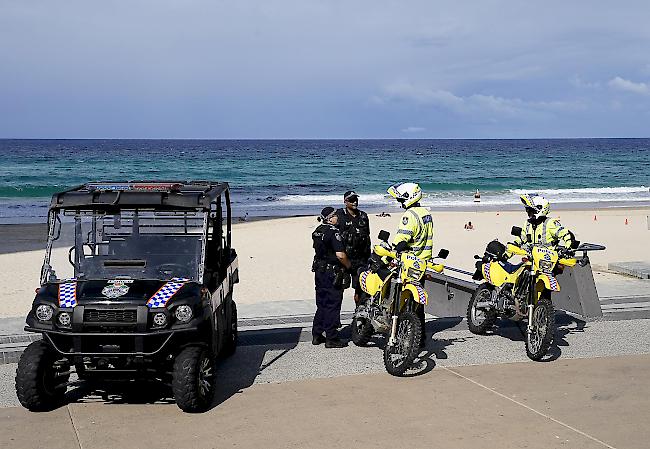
[50,181,229,212]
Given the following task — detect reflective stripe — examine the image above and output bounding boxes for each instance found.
[397,229,414,235]
[411,245,433,251]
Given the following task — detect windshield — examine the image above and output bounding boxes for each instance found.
[42,209,206,282]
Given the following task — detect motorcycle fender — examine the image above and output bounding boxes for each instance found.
[401,283,428,305]
[359,270,380,296]
[537,273,560,292]
[483,262,508,287]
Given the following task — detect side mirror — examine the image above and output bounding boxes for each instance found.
[511,226,522,237]
[437,248,449,259]
[378,230,390,242]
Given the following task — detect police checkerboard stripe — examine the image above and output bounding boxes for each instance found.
[360,271,369,292]
[58,282,77,308]
[146,278,189,308]
[483,264,492,284]
[414,285,427,304]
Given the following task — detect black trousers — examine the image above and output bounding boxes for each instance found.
[313,271,344,340]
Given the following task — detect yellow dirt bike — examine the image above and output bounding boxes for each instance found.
[468,226,582,361]
[354,230,448,376]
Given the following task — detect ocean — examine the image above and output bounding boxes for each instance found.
[1,138,649,223]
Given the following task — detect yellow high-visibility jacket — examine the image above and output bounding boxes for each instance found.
[514,217,573,249]
[392,206,434,260]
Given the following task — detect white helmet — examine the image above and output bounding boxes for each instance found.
[388,182,422,209]
[520,193,550,220]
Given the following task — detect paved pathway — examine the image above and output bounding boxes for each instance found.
[2,354,649,449]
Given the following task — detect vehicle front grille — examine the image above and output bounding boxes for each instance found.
[84,309,137,323]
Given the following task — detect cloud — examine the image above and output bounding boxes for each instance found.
[377,82,582,119]
[570,75,600,89]
[401,126,425,133]
[608,76,649,95]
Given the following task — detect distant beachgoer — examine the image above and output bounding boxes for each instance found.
[474,189,481,203]
[465,221,474,230]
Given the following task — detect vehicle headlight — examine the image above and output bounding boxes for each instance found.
[174,305,193,323]
[153,312,167,327]
[58,312,72,327]
[539,260,554,272]
[35,304,54,321]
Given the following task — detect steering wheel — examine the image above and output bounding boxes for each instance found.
[154,263,192,280]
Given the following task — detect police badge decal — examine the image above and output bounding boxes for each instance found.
[102,280,133,298]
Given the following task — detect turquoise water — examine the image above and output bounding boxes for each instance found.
[1,138,649,221]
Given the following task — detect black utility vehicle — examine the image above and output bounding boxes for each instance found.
[15,181,239,412]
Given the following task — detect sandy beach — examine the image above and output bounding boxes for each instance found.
[0,206,648,319]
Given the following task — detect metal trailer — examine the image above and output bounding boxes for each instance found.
[423,255,604,320]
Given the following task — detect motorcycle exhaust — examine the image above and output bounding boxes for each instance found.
[388,315,398,346]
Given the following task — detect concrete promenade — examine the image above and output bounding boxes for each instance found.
[1,354,648,449]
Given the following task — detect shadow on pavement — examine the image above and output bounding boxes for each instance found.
[483,311,587,362]
[47,327,304,412]
[212,327,302,408]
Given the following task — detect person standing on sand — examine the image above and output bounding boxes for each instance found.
[311,207,352,348]
[335,191,371,305]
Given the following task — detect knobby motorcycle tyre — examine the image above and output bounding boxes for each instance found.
[383,310,422,377]
[467,284,497,335]
[350,312,374,347]
[526,297,555,361]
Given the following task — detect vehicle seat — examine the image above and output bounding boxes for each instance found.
[499,261,523,274]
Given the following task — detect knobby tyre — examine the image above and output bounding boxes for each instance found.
[383,310,422,377]
[467,284,497,334]
[15,340,69,411]
[526,297,555,361]
[351,314,374,346]
[172,346,215,412]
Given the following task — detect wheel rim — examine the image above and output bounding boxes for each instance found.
[527,304,548,354]
[386,319,413,370]
[198,355,213,398]
[471,289,490,325]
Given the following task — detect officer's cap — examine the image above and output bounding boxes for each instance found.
[319,207,336,222]
[344,190,358,202]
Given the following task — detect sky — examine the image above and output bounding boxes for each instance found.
[1,0,649,139]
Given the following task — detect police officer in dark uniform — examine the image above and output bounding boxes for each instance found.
[312,206,351,348]
[335,191,371,305]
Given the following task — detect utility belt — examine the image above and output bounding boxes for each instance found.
[312,259,351,289]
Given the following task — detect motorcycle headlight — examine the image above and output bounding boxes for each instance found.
[539,260,554,273]
[35,304,54,321]
[174,305,193,323]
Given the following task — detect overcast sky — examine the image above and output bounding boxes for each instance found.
[1,0,649,139]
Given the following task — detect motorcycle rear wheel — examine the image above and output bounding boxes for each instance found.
[467,284,497,335]
[525,297,555,361]
[383,310,422,377]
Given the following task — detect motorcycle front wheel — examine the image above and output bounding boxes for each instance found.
[467,284,497,335]
[351,313,374,346]
[525,297,555,361]
[383,310,422,377]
